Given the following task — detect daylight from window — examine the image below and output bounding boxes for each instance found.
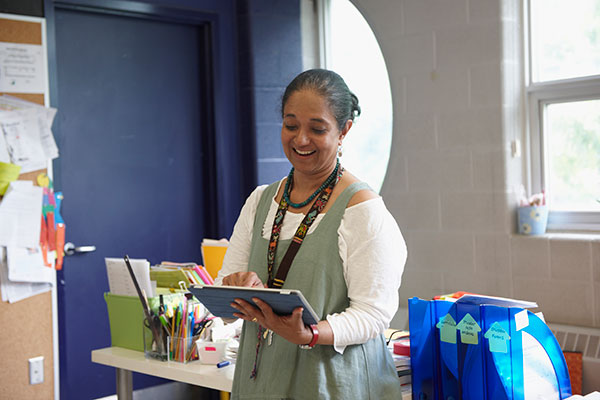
[329,0,392,193]
[531,0,600,82]
[529,0,600,225]
[546,100,600,211]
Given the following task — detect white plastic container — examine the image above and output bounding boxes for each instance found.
[196,340,227,364]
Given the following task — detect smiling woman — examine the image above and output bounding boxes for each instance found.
[215,69,407,400]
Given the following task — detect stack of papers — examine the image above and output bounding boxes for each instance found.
[386,329,412,394]
[105,257,155,297]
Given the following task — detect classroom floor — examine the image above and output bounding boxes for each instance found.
[95,382,221,400]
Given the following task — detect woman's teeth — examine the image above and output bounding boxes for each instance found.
[294,148,315,155]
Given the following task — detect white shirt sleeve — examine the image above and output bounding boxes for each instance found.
[213,185,268,286]
[326,198,407,354]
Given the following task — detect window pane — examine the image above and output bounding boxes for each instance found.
[531,0,600,82]
[546,99,600,211]
[329,0,392,193]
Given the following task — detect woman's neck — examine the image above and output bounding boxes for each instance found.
[292,163,337,193]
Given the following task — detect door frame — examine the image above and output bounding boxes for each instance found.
[44,0,246,397]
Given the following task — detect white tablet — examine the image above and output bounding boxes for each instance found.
[188,284,320,325]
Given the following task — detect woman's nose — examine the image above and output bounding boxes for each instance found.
[295,128,310,145]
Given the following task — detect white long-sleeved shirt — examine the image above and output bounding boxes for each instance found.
[215,181,407,353]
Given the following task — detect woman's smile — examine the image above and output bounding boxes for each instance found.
[293,148,316,157]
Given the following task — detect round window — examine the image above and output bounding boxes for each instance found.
[328,0,393,193]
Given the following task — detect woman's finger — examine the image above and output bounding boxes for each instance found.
[251,298,275,319]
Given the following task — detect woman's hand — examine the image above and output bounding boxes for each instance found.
[221,271,264,288]
[231,297,313,345]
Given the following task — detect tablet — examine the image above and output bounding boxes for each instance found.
[188,285,320,326]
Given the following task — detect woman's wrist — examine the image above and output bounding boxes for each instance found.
[299,324,319,349]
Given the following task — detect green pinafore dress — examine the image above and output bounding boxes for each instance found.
[230,181,401,400]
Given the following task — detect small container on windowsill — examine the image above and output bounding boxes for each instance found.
[517,205,549,235]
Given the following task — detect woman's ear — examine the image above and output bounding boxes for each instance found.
[339,120,352,144]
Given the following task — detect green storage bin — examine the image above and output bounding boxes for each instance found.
[104,291,185,351]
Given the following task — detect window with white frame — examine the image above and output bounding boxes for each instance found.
[317,0,393,193]
[527,0,600,230]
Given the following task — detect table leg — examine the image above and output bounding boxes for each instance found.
[116,367,133,400]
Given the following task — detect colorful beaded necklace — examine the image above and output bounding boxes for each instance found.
[282,159,341,208]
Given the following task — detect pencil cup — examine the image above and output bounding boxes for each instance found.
[143,321,168,361]
[517,205,548,235]
[168,334,202,363]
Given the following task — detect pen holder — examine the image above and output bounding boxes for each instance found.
[517,205,548,235]
[143,320,168,361]
[168,334,202,363]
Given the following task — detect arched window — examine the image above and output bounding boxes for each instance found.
[322,0,393,193]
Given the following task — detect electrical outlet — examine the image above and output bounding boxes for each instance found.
[28,356,44,385]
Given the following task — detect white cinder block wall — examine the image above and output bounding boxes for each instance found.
[350,0,600,329]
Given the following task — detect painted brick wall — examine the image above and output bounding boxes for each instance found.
[237,0,303,187]
[351,0,600,329]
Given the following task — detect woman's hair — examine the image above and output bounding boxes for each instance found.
[281,69,361,130]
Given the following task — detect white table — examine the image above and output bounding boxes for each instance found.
[91,347,234,399]
[92,346,411,400]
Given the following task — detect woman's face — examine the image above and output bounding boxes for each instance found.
[281,89,350,178]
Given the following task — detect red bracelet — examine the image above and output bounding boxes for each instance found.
[299,324,319,349]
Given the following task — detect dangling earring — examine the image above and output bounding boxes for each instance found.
[337,144,343,158]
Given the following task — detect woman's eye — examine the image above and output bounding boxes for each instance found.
[312,128,326,134]
[285,125,298,131]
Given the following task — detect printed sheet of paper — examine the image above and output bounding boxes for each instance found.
[7,246,54,283]
[0,246,51,303]
[0,108,57,172]
[105,257,154,297]
[0,95,59,161]
[0,42,46,94]
[0,181,43,248]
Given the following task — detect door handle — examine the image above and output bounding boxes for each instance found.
[64,242,97,256]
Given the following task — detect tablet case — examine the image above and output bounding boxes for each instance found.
[188,285,320,325]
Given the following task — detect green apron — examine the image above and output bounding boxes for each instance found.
[231,182,401,400]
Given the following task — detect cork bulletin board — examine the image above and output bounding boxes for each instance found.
[0,13,55,400]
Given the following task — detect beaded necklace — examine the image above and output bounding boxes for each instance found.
[283,159,341,208]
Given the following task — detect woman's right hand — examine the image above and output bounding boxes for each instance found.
[222,271,264,288]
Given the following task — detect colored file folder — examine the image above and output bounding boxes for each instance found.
[409,295,572,400]
[201,239,228,279]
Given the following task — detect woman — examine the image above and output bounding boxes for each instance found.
[215,69,406,399]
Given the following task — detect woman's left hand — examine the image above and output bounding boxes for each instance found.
[230,297,313,345]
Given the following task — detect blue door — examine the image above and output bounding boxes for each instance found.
[52,5,222,399]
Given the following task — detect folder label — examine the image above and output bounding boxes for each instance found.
[484,322,510,353]
[436,313,457,344]
[456,313,481,345]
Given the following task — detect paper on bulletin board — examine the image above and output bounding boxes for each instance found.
[0,181,43,248]
[0,161,20,195]
[7,246,54,283]
[0,42,46,93]
[0,246,51,303]
[0,107,58,173]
